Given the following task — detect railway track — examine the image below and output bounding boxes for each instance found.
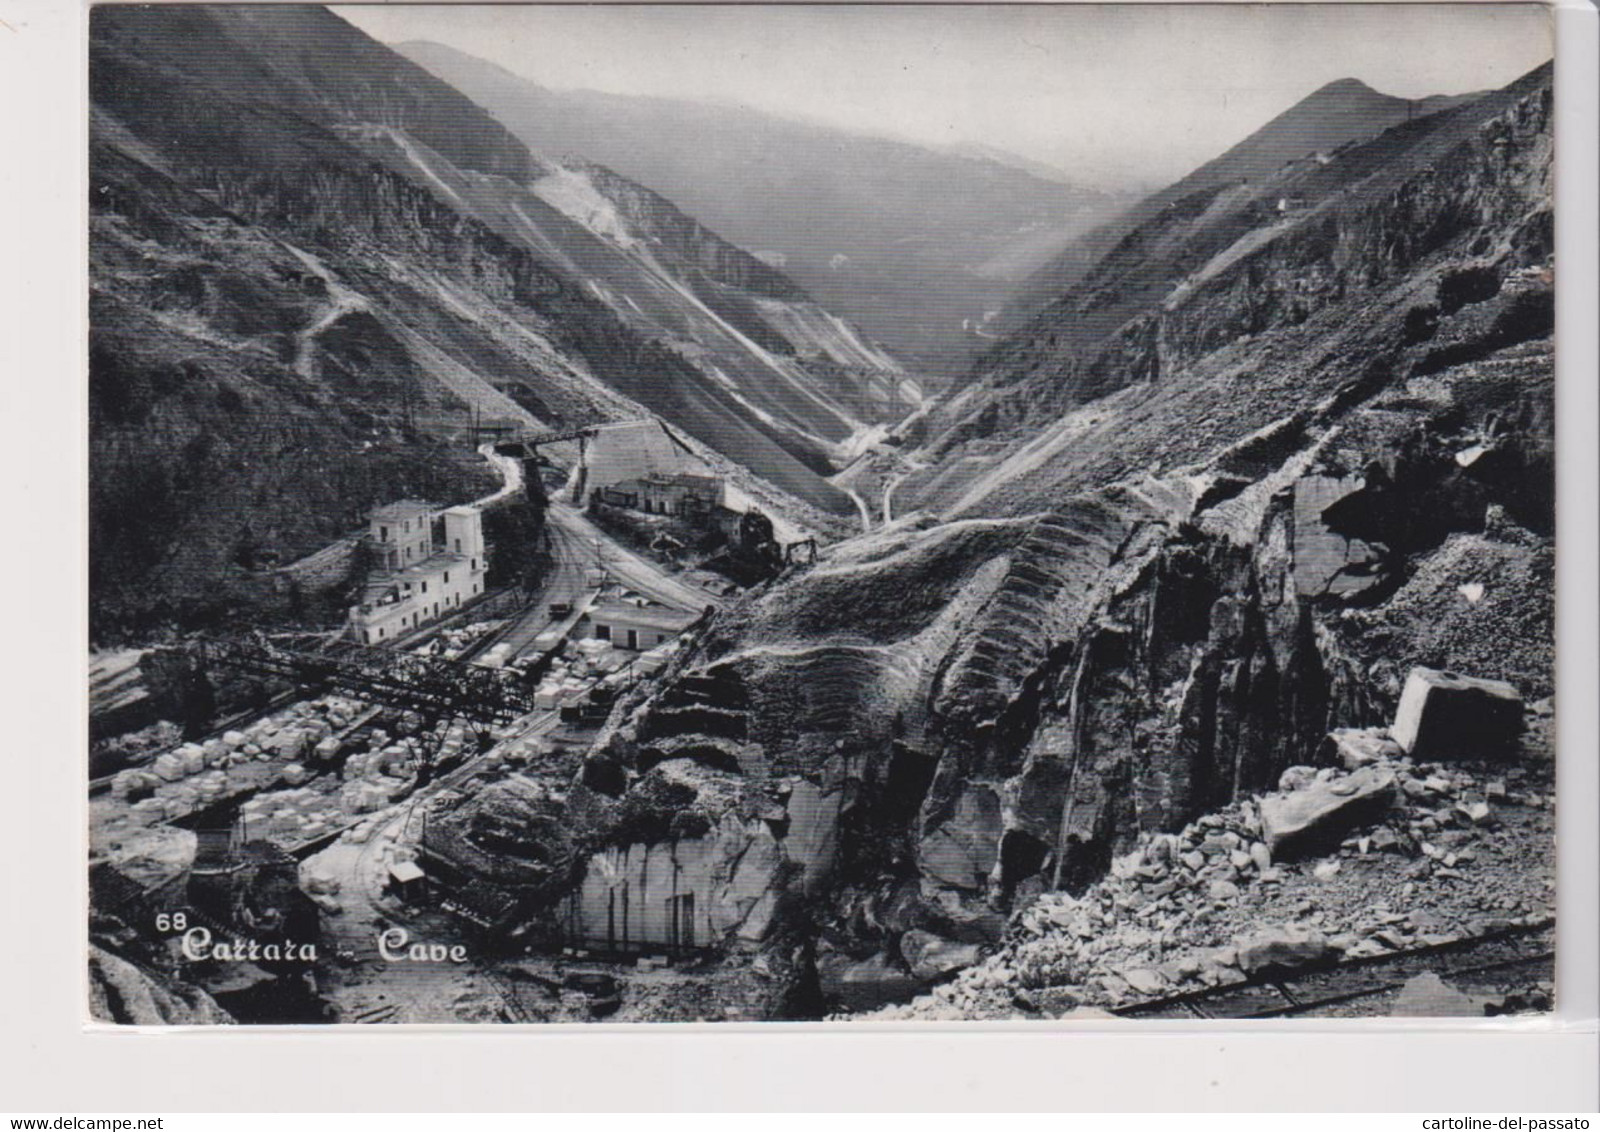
[1110,920,1554,1019]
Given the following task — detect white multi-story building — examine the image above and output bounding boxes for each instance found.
[348,501,486,645]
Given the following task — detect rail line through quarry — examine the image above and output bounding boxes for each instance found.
[1106,921,1554,1020]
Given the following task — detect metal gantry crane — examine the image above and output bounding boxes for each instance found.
[194,633,540,724]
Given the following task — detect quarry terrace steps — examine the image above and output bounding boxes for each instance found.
[632,479,1195,769]
[640,703,749,743]
[939,480,1197,727]
[743,644,929,741]
[637,641,932,775]
[637,665,761,775]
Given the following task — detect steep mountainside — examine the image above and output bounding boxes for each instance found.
[1002,78,1479,332]
[906,67,1548,516]
[90,4,909,638]
[550,63,1554,1014]
[397,40,1133,379]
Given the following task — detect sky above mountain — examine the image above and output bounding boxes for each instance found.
[335,3,1551,190]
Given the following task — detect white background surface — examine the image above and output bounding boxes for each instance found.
[1,0,1594,1112]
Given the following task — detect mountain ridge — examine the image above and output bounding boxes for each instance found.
[904,60,1551,518]
[1000,72,1487,330]
[396,38,1135,379]
[89,3,923,636]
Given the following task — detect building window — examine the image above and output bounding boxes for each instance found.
[595,624,611,642]
[626,629,638,650]
[656,634,668,646]
[444,571,450,584]
[378,627,384,639]
[421,581,428,593]
[379,525,388,541]
[471,557,477,571]
[363,630,371,644]
[455,538,461,553]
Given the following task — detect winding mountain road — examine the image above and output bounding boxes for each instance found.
[472,443,526,508]
[284,244,369,382]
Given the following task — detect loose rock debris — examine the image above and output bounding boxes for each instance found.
[870,739,1554,1021]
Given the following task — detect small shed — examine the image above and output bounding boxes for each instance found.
[386,860,428,903]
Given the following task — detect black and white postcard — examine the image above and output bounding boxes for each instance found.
[86,1,1562,1027]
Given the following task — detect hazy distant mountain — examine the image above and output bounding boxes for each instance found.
[942,141,1083,186]
[397,40,1134,380]
[1002,76,1482,328]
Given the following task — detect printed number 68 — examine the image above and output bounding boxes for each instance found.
[155,912,188,932]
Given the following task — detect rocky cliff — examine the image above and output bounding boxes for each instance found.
[906,63,1551,516]
[542,62,1554,1015]
[89,944,236,1025]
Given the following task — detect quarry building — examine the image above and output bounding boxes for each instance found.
[347,500,487,645]
[586,601,700,651]
[596,471,726,517]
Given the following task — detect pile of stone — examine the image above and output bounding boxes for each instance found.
[424,621,504,662]
[529,637,674,710]
[569,639,633,676]
[483,731,554,771]
[123,767,233,823]
[240,786,345,845]
[340,737,420,815]
[534,655,594,710]
[298,857,344,916]
[433,717,473,763]
[109,697,369,824]
[633,643,675,677]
